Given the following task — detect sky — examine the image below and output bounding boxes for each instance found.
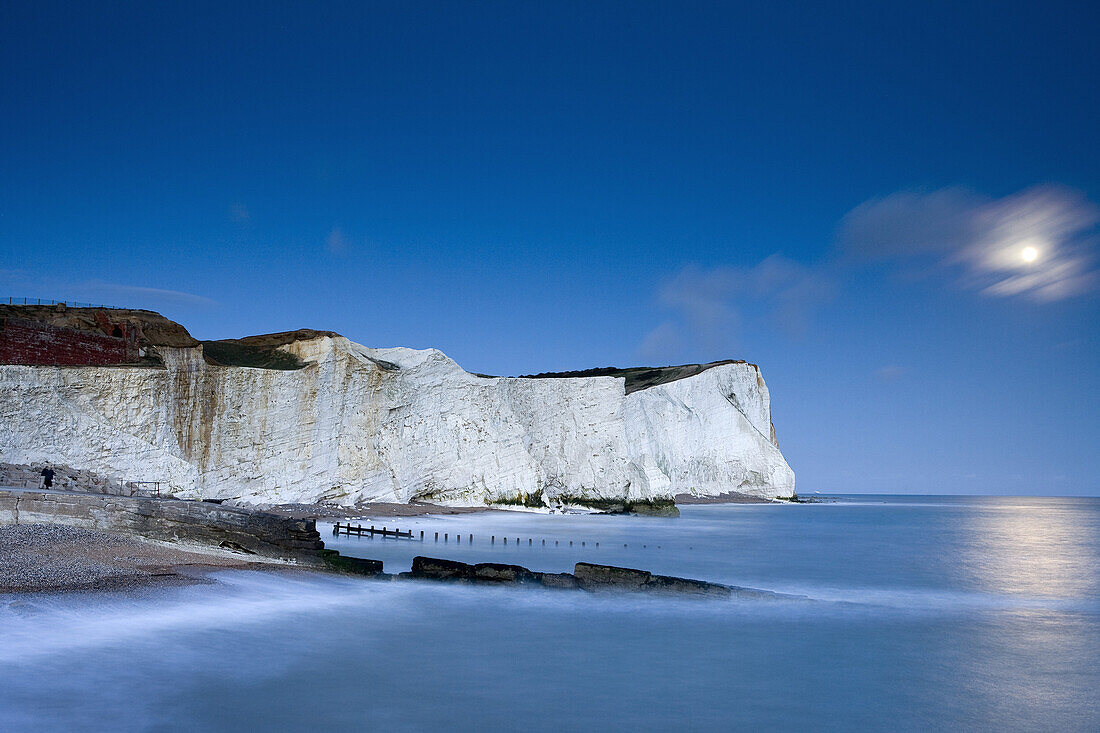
[2,1,1098,495]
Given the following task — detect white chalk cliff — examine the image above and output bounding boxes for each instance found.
[0,335,795,506]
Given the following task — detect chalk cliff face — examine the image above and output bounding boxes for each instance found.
[0,335,795,506]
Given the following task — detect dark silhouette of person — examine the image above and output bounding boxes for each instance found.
[41,467,54,489]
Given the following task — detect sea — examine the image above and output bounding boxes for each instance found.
[1,495,1097,731]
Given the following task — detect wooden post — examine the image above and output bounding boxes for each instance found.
[444,533,448,541]
[504,537,507,544]
[569,541,572,546]
[555,540,558,546]
[420,530,424,540]
[492,535,495,544]
[542,539,545,545]
[434,532,438,541]
[582,541,585,547]
[469,534,473,543]
[528,538,532,545]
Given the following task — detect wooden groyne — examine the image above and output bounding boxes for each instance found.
[330,522,643,550]
[332,522,413,539]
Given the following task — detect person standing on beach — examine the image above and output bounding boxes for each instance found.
[41,466,54,489]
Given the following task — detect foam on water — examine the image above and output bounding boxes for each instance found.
[1,495,1097,731]
[0,571,380,661]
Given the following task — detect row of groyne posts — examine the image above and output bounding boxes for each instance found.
[331,522,664,549]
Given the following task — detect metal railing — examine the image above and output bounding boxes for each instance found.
[126,481,164,498]
[3,297,123,309]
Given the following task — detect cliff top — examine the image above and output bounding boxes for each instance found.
[0,304,199,348]
[514,361,753,394]
[0,305,336,369]
[2,306,749,389]
[200,330,339,370]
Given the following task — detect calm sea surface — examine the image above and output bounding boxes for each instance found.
[1,495,1097,731]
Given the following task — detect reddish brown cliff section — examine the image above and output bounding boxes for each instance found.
[0,316,140,366]
[0,304,203,367]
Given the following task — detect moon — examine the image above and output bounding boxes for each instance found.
[1021,246,1039,263]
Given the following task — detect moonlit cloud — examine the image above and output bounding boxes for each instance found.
[638,255,834,360]
[641,183,1095,362]
[838,185,1100,301]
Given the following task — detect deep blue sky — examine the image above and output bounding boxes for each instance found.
[2,1,1098,494]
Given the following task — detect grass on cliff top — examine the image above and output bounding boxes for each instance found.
[201,340,306,370]
[513,361,751,394]
[201,330,342,370]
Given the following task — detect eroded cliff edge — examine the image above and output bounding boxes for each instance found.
[0,309,795,507]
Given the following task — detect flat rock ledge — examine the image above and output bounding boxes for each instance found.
[398,556,783,599]
[0,488,388,580]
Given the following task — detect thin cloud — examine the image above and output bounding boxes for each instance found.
[82,281,220,307]
[640,254,834,361]
[637,321,683,362]
[838,185,1100,301]
[229,203,251,223]
[326,227,350,256]
[0,269,218,308]
[875,365,905,382]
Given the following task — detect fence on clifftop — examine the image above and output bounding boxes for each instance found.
[3,297,124,309]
